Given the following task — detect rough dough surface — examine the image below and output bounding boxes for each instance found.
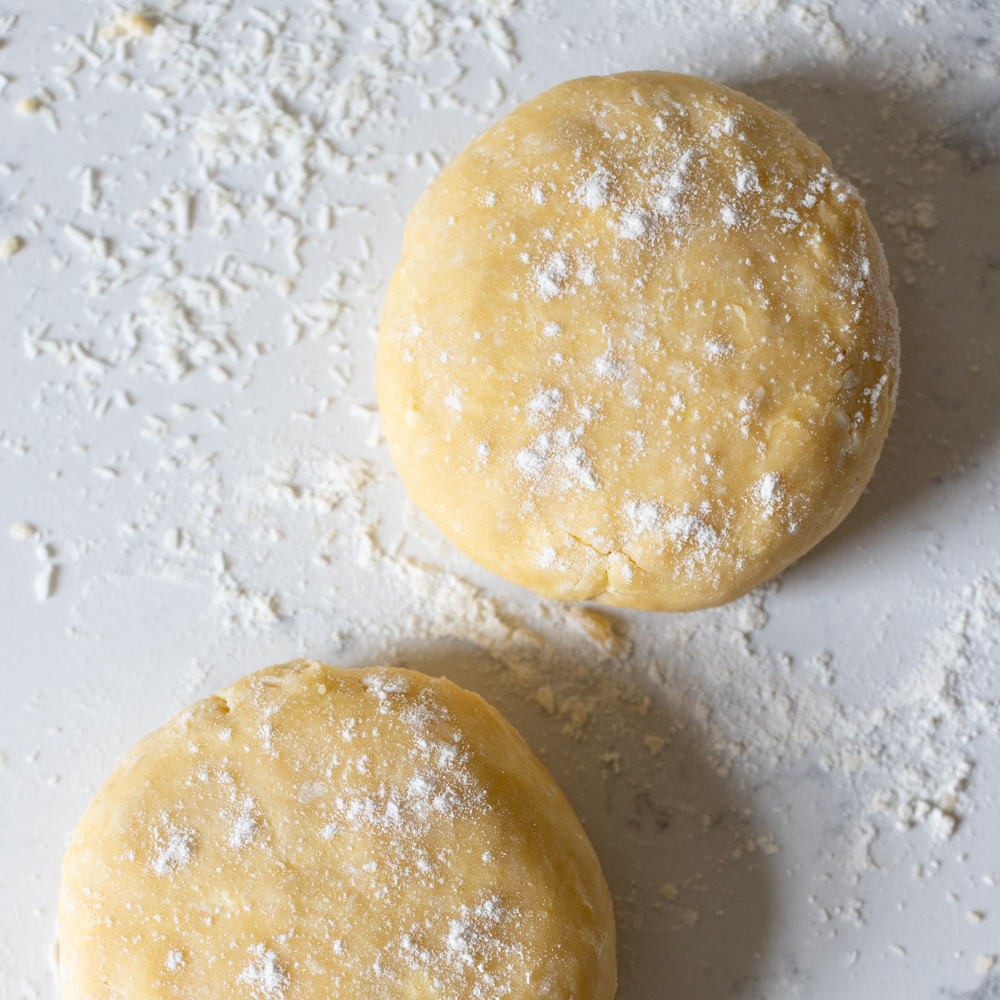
[58,661,615,1000]
[377,72,899,611]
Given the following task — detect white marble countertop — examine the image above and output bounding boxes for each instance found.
[2,1,1000,997]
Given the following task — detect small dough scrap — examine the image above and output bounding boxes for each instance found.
[59,660,615,1000]
[377,72,899,611]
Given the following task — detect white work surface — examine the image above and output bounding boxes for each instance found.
[2,1,1000,997]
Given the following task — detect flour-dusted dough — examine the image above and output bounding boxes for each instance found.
[377,72,899,611]
[58,661,615,1000]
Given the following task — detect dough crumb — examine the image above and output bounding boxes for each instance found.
[100,11,155,40]
[566,607,631,657]
[14,95,44,115]
[0,235,23,258]
[535,685,556,714]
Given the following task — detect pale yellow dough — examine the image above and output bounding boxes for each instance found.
[58,661,615,1000]
[377,72,899,611]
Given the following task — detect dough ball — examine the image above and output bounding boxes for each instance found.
[58,661,615,1000]
[377,72,899,611]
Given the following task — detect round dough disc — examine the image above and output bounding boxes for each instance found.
[377,72,899,611]
[58,661,616,1000]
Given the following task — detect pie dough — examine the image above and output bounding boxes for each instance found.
[58,661,616,1000]
[377,72,899,611]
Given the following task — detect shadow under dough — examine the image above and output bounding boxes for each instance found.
[726,71,1000,564]
[396,639,776,1000]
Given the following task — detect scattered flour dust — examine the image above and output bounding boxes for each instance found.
[661,574,1000,869]
[354,487,1000,879]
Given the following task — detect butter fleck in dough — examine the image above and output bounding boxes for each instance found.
[58,661,616,1000]
[377,72,899,611]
